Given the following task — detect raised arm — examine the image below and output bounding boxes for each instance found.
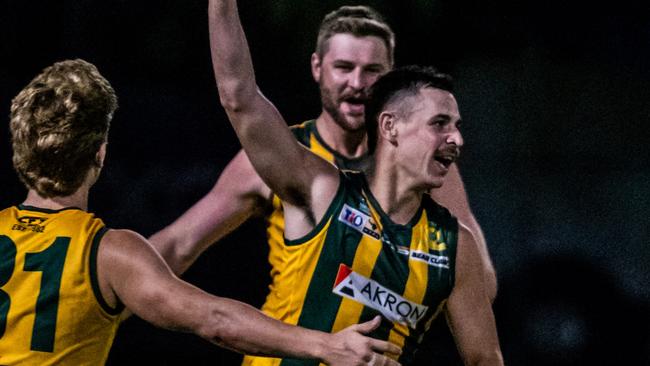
[149,150,270,275]
[445,225,503,365]
[208,0,339,226]
[430,164,497,302]
[99,229,401,365]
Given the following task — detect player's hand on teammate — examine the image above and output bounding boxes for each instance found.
[323,316,401,366]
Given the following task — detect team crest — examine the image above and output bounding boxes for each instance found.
[427,222,447,251]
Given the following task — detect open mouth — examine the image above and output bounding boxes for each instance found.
[341,97,366,115]
[434,154,457,169]
[344,96,366,105]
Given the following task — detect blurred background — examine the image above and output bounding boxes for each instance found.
[1,0,649,364]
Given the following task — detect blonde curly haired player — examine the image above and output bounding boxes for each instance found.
[0,58,401,366]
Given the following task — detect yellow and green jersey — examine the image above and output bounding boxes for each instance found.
[262,120,369,317]
[250,171,458,366]
[0,205,122,365]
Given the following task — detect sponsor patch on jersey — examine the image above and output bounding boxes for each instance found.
[338,204,380,239]
[332,264,428,328]
[12,216,47,233]
[409,250,450,269]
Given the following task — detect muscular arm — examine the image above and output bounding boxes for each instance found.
[430,163,497,301]
[149,149,270,275]
[445,225,503,366]
[99,229,401,364]
[208,0,339,236]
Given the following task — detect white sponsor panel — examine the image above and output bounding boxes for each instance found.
[409,250,450,269]
[396,245,410,256]
[337,204,380,239]
[332,264,428,329]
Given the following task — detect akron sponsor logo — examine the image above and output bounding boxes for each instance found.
[410,250,450,269]
[337,204,380,239]
[332,264,428,329]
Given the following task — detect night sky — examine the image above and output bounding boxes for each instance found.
[1,1,649,365]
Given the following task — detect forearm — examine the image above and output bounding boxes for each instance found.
[447,228,503,366]
[198,298,404,365]
[148,195,256,275]
[207,0,332,203]
[198,296,329,360]
[149,150,268,275]
[148,224,212,275]
[209,0,257,111]
[148,209,228,275]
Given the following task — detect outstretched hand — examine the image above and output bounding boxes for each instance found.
[323,316,401,366]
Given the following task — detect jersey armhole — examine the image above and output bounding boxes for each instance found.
[89,227,125,315]
[283,171,347,246]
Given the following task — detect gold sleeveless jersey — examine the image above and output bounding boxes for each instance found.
[249,172,458,366]
[0,205,122,365]
[261,120,368,318]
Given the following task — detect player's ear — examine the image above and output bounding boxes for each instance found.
[311,53,322,83]
[96,142,107,168]
[378,111,398,144]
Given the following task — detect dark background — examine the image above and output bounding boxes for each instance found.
[1,0,649,365]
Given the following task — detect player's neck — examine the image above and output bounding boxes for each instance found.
[315,112,367,159]
[365,157,422,226]
[22,165,102,211]
[23,187,89,211]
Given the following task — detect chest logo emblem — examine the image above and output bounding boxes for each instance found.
[338,204,380,239]
[332,264,428,329]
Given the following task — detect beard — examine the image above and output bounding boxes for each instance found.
[320,84,366,132]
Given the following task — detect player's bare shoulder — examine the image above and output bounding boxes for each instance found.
[102,229,150,250]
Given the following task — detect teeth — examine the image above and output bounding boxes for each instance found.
[434,156,455,168]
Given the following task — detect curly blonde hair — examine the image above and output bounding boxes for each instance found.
[10,59,118,198]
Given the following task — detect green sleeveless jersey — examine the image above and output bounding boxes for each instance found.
[250,171,458,366]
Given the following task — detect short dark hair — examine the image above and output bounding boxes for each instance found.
[316,5,395,66]
[365,65,453,154]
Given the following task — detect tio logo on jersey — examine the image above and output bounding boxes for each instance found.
[338,204,380,239]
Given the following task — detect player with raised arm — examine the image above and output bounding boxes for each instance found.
[208,0,503,365]
[150,4,496,322]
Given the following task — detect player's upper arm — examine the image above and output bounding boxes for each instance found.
[446,225,503,365]
[225,93,340,211]
[98,229,210,332]
[96,228,352,358]
[208,0,338,211]
[431,164,497,302]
